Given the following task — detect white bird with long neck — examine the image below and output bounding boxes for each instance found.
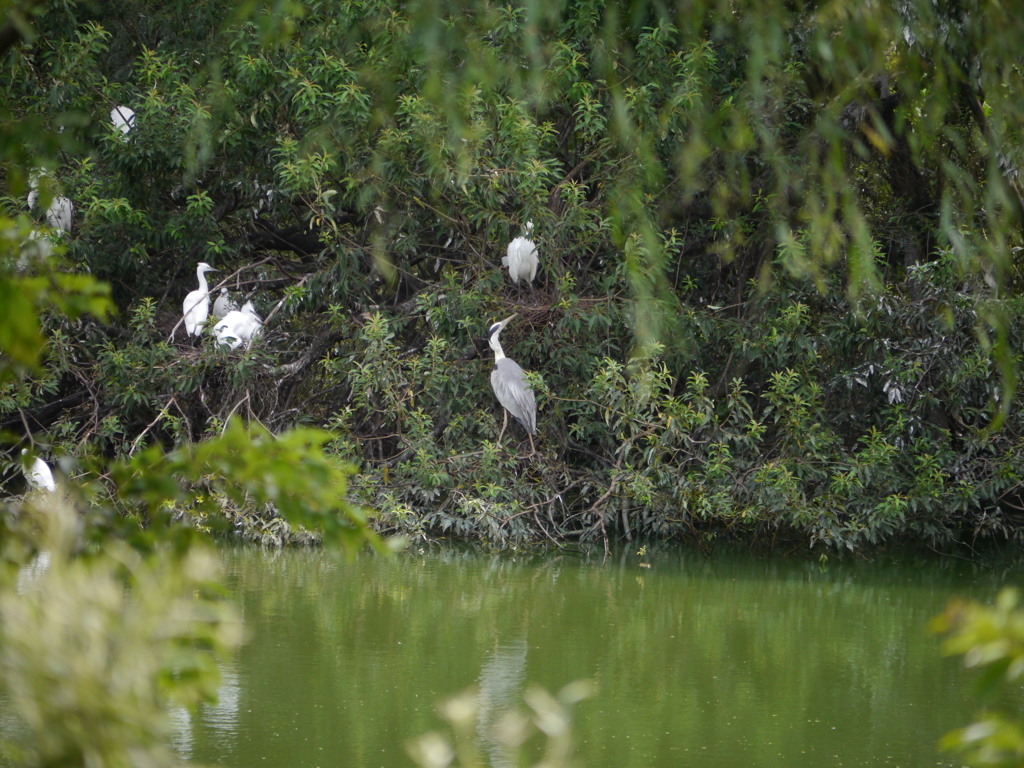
[487,314,537,454]
[182,262,219,338]
[214,300,263,350]
[502,221,539,300]
[22,449,55,493]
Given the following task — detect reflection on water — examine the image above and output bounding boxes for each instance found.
[169,705,192,760]
[476,636,528,768]
[170,664,241,761]
[184,545,1014,768]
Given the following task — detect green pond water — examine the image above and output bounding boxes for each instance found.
[177,545,1019,768]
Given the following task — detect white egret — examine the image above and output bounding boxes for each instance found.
[487,314,537,454]
[502,221,539,299]
[182,262,219,338]
[26,168,46,210]
[212,288,237,319]
[214,301,262,350]
[110,106,136,140]
[45,196,74,234]
[22,449,56,493]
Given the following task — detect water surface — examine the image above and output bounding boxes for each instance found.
[184,545,1017,768]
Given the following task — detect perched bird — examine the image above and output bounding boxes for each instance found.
[45,196,74,235]
[26,168,46,210]
[182,262,219,338]
[214,301,262,350]
[487,313,537,454]
[110,106,136,140]
[502,221,539,299]
[22,449,55,493]
[212,288,238,320]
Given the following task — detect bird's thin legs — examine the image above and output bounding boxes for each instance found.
[527,433,536,456]
[497,409,508,445]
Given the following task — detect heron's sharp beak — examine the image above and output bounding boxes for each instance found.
[499,313,517,326]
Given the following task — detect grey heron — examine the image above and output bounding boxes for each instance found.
[22,449,55,493]
[488,314,536,454]
[502,221,539,300]
[182,262,219,338]
[214,300,262,350]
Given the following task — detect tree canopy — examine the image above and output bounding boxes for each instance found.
[3,0,1024,552]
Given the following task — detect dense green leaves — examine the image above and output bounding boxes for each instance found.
[4,0,1024,551]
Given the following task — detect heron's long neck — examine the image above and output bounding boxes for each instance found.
[489,335,506,362]
[197,270,209,293]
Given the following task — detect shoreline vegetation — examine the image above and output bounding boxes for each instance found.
[4,0,1024,555]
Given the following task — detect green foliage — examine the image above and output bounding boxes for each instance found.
[0,497,242,768]
[932,589,1024,768]
[4,0,1024,553]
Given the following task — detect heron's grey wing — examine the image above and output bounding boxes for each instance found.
[491,358,537,434]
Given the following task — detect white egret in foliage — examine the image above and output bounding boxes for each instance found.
[22,449,55,493]
[26,168,46,210]
[214,300,262,350]
[182,262,219,337]
[502,221,539,298]
[212,288,237,319]
[487,314,537,454]
[110,106,136,141]
[45,197,74,234]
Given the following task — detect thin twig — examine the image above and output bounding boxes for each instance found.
[129,395,176,456]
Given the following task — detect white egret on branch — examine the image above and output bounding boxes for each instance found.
[214,300,262,350]
[182,262,219,338]
[110,106,136,140]
[502,221,539,299]
[212,288,237,319]
[22,449,55,493]
[487,313,537,454]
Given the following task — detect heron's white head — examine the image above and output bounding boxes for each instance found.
[525,220,534,233]
[488,313,517,338]
[488,314,517,357]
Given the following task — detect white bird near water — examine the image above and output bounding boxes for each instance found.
[212,288,238,320]
[22,449,56,493]
[214,301,262,350]
[502,221,539,298]
[182,262,219,338]
[110,106,136,141]
[487,313,537,454]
